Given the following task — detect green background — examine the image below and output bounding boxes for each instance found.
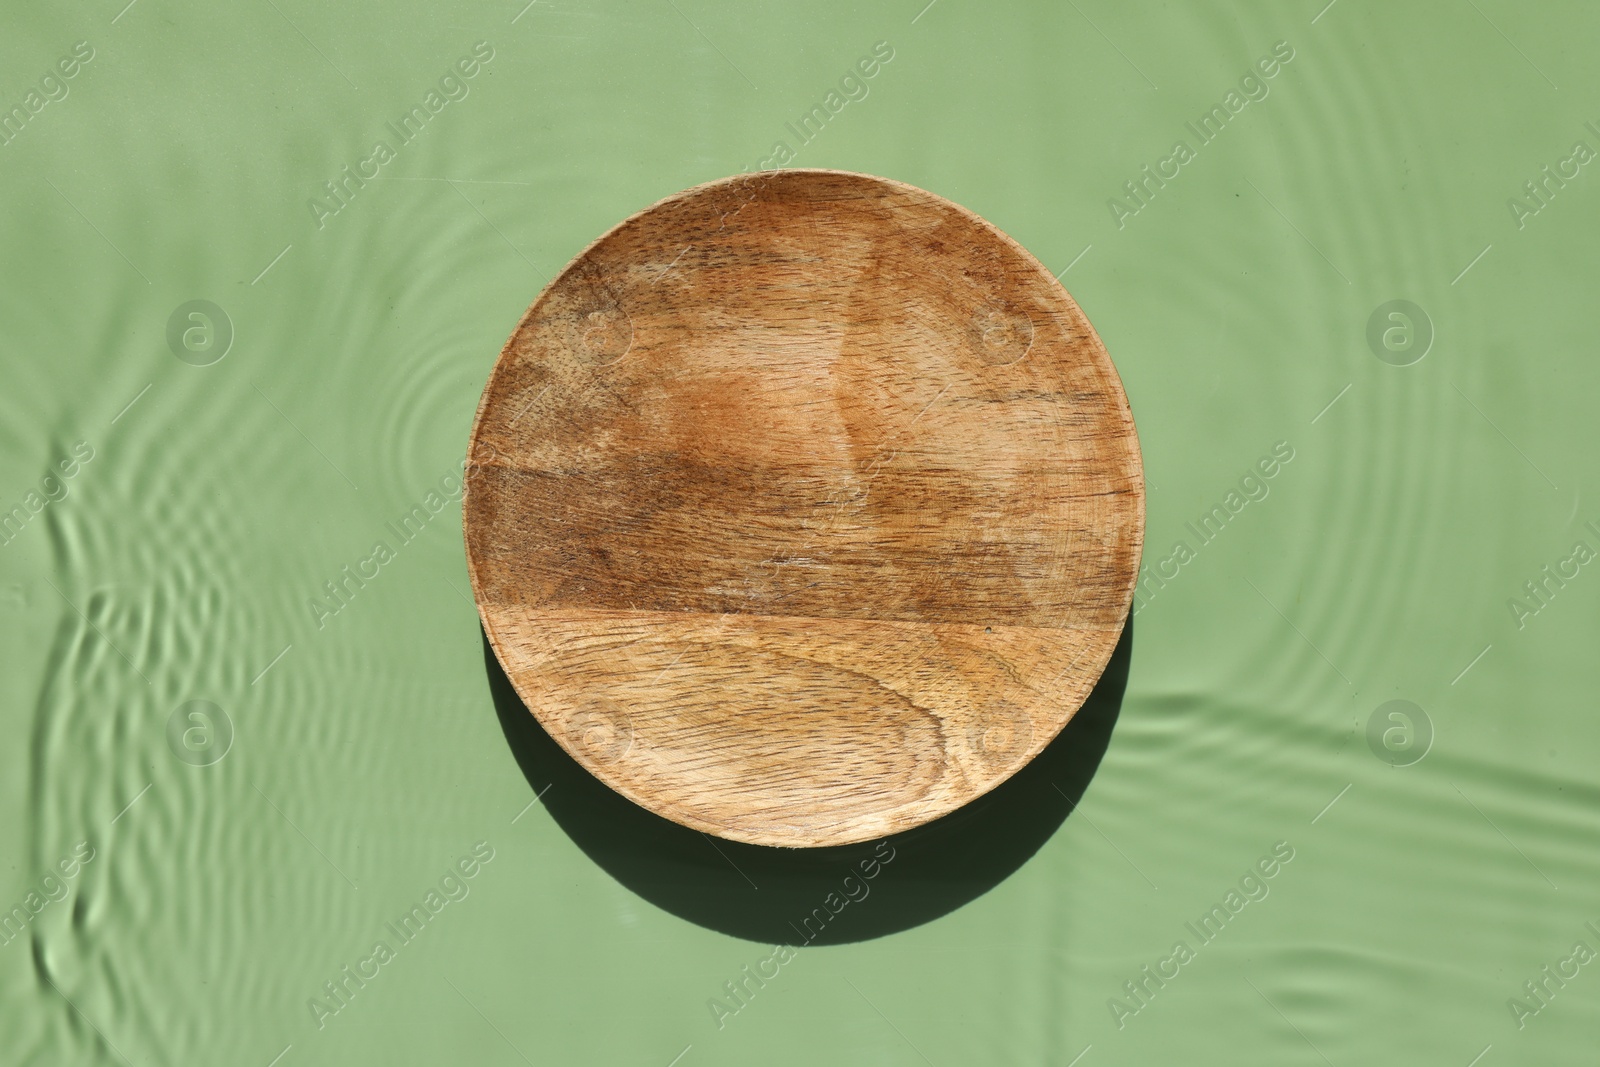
[3,0,1597,1063]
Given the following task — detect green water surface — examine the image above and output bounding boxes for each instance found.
[3,1,1598,1064]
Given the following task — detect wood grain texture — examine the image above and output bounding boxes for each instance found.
[464,170,1143,847]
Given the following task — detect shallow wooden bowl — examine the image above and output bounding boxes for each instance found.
[464,170,1142,848]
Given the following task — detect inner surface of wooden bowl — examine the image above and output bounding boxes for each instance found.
[464,169,1143,848]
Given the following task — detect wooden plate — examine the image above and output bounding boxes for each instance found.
[464,170,1143,848]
